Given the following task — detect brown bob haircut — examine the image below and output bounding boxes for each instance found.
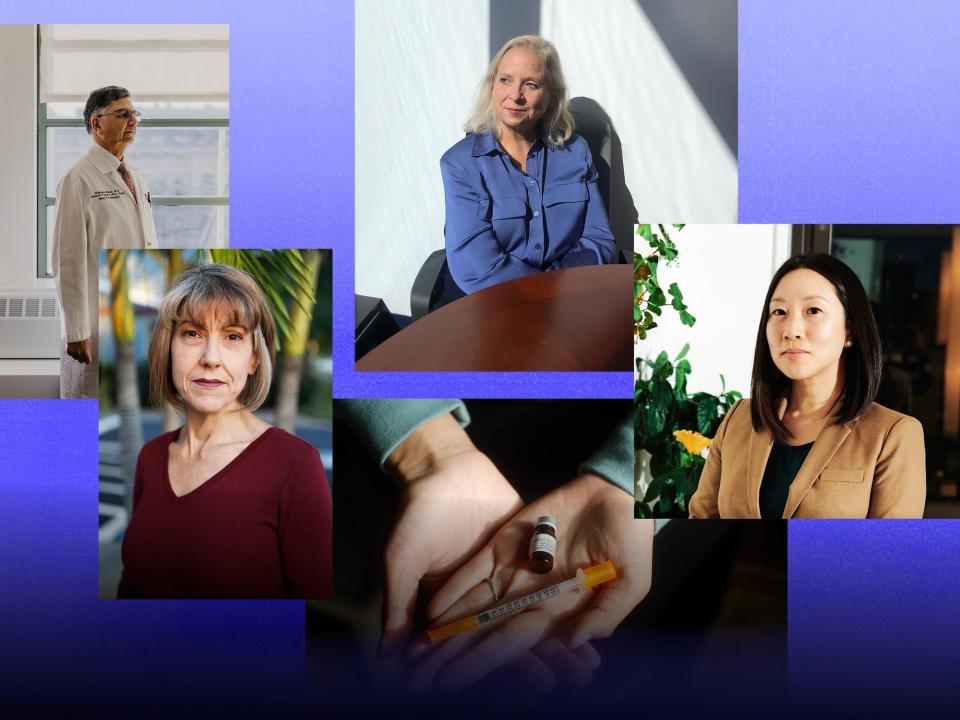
[148,264,277,413]
[750,253,883,443]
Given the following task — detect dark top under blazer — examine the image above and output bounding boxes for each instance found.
[689,399,926,519]
[440,131,616,294]
[118,426,332,598]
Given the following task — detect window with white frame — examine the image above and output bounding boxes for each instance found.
[37,24,230,277]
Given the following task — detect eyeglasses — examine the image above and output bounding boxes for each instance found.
[96,108,142,121]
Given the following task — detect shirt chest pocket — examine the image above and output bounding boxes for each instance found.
[543,181,588,206]
[542,182,589,240]
[484,196,528,251]
[818,469,864,484]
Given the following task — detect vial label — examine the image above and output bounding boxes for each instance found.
[529,534,557,556]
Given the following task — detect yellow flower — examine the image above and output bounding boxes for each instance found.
[673,429,712,455]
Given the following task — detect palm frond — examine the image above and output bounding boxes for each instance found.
[202,249,317,343]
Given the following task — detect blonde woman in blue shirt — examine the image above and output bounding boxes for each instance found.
[439,36,617,300]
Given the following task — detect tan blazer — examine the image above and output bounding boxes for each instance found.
[688,399,926,519]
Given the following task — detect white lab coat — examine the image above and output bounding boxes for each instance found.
[52,143,158,399]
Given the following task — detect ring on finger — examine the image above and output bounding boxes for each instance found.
[484,576,500,603]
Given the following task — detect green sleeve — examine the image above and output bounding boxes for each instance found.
[336,399,470,471]
[579,409,632,495]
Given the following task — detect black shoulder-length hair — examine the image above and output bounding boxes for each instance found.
[750,253,883,443]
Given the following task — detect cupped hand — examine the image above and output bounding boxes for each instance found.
[380,413,523,659]
[409,473,654,691]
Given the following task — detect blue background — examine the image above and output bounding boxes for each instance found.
[739,0,960,222]
[788,521,960,715]
[1,0,958,714]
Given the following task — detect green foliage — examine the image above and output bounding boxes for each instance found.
[309,259,333,356]
[634,345,741,518]
[633,226,741,516]
[634,224,694,340]
[201,249,318,344]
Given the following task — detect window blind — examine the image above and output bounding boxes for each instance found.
[39,24,229,103]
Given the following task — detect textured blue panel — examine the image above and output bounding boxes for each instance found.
[789,521,960,713]
[0,400,304,713]
[345,371,633,399]
[740,0,960,221]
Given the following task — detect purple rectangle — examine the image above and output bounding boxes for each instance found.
[0,399,304,712]
[788,521,960,712]
[740,0,960,221]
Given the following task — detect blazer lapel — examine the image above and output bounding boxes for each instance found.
[782,420,853,518]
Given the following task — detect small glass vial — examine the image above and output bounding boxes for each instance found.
[528,516,557,574]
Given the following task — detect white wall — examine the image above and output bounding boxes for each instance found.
[355,1,737,316]
[355,0,488,316]
[542,0,737,222]
[636,225,793,398]
[0,25,51,292]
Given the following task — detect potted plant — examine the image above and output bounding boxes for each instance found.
[634,225,741,517]
[634,345,741,517]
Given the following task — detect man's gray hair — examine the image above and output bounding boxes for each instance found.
[83,86,131,134]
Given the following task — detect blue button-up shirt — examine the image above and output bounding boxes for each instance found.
[440,131,616,294]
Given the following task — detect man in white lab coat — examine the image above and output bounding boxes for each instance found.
[52,85,158,399]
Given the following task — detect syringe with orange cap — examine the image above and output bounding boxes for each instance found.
[426,560,618,644]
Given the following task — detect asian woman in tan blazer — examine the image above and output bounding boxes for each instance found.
[689,254,926,519]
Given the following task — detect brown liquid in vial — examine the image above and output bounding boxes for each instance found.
[528,516,557,574]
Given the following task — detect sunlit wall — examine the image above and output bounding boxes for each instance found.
[636,224,792,398]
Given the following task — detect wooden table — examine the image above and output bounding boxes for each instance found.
[355,265,631,371]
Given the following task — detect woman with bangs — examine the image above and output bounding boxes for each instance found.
[117,264,331,598]
[436,35,617,304]
[689,253,926,519]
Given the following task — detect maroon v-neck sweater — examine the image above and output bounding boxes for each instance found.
[118,427,331,599]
